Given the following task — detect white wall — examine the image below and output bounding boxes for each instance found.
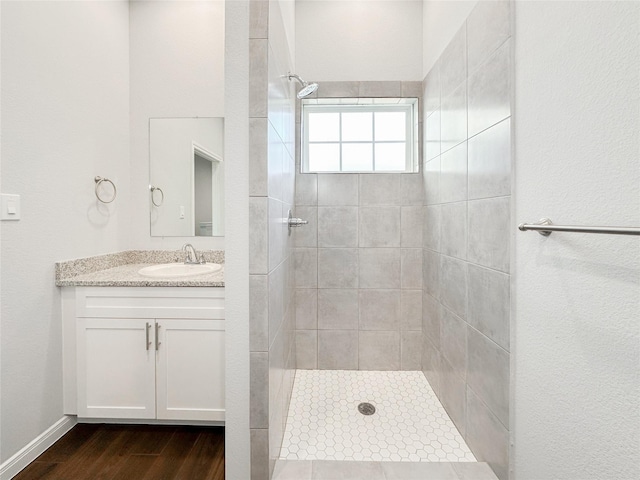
[0,0,129,461]
[279,0,296,68]
[296,0,423,81]
[422,0,478,76]
[128,0,225,250]
[513,2,639,479]
[224,0,251,478]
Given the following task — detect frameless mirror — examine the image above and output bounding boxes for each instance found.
[149,118,224,237]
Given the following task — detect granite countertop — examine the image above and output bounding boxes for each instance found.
[56,250,225,287]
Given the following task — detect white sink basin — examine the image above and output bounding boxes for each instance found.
[138,263,222,278]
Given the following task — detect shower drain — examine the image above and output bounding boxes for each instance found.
[358,402,376,415]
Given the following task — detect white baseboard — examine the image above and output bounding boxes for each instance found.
[0,415,77,480]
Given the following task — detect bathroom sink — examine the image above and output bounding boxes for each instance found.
[138,263,222,278]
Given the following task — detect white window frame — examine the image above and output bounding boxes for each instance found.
[301,98,419,173]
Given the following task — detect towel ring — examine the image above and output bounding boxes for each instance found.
[94,176,116,203]
[150,185,164,207]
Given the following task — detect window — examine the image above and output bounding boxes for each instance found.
[301,98,419,173]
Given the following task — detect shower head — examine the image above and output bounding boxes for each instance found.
[287,72,319,99]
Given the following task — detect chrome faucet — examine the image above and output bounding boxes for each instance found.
[182,243,205,264]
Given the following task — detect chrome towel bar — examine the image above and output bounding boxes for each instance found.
[518,218,640,236]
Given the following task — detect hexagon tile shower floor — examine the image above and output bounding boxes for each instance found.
[280,370,476,462]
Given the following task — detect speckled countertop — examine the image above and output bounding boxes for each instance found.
[56,250,225,287]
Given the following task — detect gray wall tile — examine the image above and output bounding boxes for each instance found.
[316,81,359,98]
[422,292,441,347]
[441,82,467,154]
[466,388,509,480]
[294,206,318,247]
[401,290,423,331]
[251,429,269,480]
[467,0,511,74]
[273,460,313,480]
[425,110,441,162]
[359,81,402,97]
[452,462,500,480]
[423,249,440,299]
[318,206,358,247]
[424,158,440,206]
[250,275,269,352]
[294,248,318,288]
[296,174,317,205]
[359,174,401,205]
[401,248,423,289]
[401,81,423,98]
[359,289,401,331]
[467,196,511,273]
[439,23,467,98]
[317,248,358,288]
[268,380,284,465]
[250,352,269,429]
[250,118,268,196]
[440,201,467,260]
[419,11,511,470]
[401,206,423,248]
[312,461,386,480]
[359,206,401,247]
[359,248,401,288]
[268,265,285,347]
[269,198,284,270]
[440,255,467,319]
[468,118,511,200]
[249,39,268,118]
[422,337,441,393]
[268,123,284,201]
[440,307,467,377]
[295,288,317,330]
[296,330,318,369]
[467,264,510,351]
[467,327,509,428]
[440,141,468,203]
[249,0,269,39]
[468,39,511,137]
[423,62,441,116]
[382,462,459,480]
[359,331,401,370]
[424,205,441,251]
[318,289,359,330]
[401,174,424,206]
[318,330,359,370]
[250,197,269,274]
[318,174,359,206]
[400,331,423,371]
[440,355,467,435]
[282,204,293,266]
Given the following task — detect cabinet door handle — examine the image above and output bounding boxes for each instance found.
[145,322,151,351]
[155,323,161,351]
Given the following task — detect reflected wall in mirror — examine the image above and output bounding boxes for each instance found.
[149,118,224,237]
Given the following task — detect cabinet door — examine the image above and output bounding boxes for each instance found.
[156,319,225,421]
[77,318,156,419]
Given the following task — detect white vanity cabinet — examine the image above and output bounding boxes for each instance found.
[63,286,225,423]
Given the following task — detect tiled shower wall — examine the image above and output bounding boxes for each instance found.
[248,1,296,479]
[421,1,512,479]
[293,81,424,371]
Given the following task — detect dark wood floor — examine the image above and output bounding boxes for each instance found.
[14,424,225,480]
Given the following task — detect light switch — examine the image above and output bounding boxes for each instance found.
[179,206,185,219]
[1,194,21,221]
